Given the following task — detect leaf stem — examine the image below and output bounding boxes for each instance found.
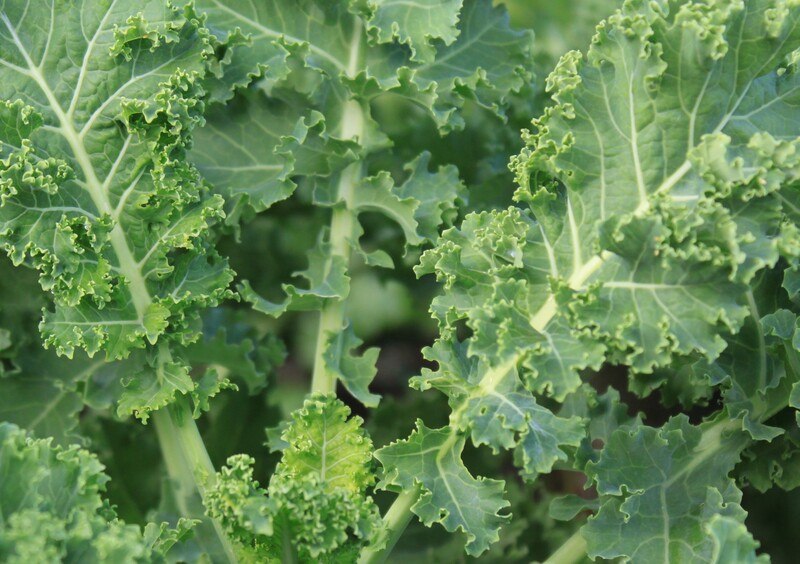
[310,17,365,395]
[543,530,587,564]
[153,399,238,563]
[310,150,362,394]
[281,516,300,564]
[358,486,420,564]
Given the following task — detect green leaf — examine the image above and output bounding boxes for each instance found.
[739,430,800,493]
[239,236,349,317]
[351,172,423,247]
[266,472,380,560]
[577,214,750,372]
[417,208,605,400]
[559,385,641,468]
[0,1,233,360]
[142,518,199,560]
[204,454,273,543]
[0,280,138,443]
[276,393,375,492]
[549,494,600,522]
[189,90,358,217]
[117,356,194,423]
[399,0,534,128]
[364,0,463,63]
[182,323,286,395]
[583,416,748,562]
[414,340,585,480]
[395,151,465,243]
[706,515,767,564]
[322,323,381,408]
[192,0,357,94]
[375,420,509,556]
[189,369,237,417]
[0,422,191,562]
[207,395,380,560]
[339,154,466,256]
[0,377,83,443]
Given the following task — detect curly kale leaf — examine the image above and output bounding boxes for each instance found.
[0,422,194,562]
[0,0,233,360]
[206,394,380,561]
[390,0,800,558]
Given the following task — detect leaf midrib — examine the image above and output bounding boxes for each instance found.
[1,12,151,319]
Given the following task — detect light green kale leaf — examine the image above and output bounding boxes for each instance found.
[0,422,194,562]
[413,340,585,481]
[238,236,350,317]
[706,515,768,564]
[206,394,380,561]
[189,90,359,217]
[321,322,381,408]
[393,151,466,244]
[182,322,286,396]
[0,0,233,360]
[362,0,463,63]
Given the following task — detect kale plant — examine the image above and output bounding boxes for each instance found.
[1,0,799,562]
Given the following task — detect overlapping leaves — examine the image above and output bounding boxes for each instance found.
[4,0,800,561]
[0,422,193,561]
[206,394,380,560]
[428,0,800,400]
[187,0,527,404]
[394,0,800,558]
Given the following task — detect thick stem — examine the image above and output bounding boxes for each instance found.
[543,530,587,564]
[281,518,300,564]
[310,149,362,394]
[310,17,365,395]
[358,486,420,564]
[153,399,238,563]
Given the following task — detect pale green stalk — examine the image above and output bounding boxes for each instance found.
[358,487,420,564]
[310,17,365,394]
[543,531,587,564]
[153,398,238,564]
